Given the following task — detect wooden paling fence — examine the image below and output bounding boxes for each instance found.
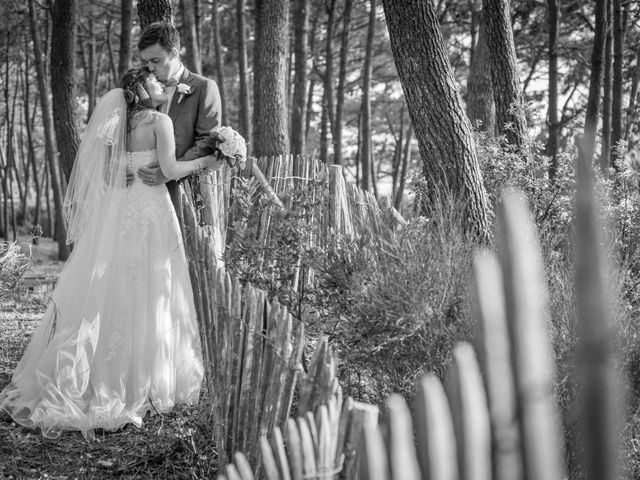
[190,156,406,266]
[211,182,619,480]
[218,339,379,480]
[356,186,619,479]
[179,191,305,470]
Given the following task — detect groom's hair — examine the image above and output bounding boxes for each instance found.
[138,22,181,53]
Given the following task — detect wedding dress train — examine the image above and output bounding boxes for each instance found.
[0,150,204,439]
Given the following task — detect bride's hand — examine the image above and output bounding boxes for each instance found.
[138,161,168,186]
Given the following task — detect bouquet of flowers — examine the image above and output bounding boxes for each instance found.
[210,126,247,170]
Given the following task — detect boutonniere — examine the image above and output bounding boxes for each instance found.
[176,83,193,104]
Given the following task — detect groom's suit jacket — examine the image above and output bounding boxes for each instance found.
[166,67,221,211]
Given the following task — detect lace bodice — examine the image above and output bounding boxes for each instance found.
[120,149,174,238]
[127,149,157,174]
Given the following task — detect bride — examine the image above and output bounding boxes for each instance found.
[0,67,220,440]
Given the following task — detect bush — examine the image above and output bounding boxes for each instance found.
[0,242,30,302]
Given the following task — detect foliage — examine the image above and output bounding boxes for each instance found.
[0,241,30,302]
[224,175,328,317]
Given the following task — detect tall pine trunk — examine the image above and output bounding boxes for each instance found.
[119,0,133,78]
[291,0,309,157]
[138,0,173,29]
[319,0,336,163]
[381,0,491,240]
[581,0,607,168]
[51,0,80,183]
[333,0,353,165]
[252,0,289,157]
[610,0,624,162]
[361,0,376,191]
[466,9,495,135]
[180,0,202,74]
[483,0,527,146]
[547,0,560,176]
[600,0,613,170]
[211,0,227,125]
[29,0,69,259]
[236,0,251,145]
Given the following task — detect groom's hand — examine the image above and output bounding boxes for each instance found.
[138,161,168,186]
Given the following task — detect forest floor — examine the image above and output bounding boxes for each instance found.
[0,238,218,480]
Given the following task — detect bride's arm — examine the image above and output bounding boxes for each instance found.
[154,114,220,179]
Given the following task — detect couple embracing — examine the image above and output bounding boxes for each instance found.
[0,22,229,440]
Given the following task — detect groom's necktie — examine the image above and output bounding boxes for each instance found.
[162,78,179,114]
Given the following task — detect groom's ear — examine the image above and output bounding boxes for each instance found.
[170,47,180,60]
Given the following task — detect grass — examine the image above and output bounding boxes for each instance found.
[0,238,219,479]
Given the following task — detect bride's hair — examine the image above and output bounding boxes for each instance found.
[120,67,155,132]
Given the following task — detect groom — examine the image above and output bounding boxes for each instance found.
[136,22,222,212]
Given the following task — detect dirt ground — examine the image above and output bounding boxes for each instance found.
[0,237,217,479]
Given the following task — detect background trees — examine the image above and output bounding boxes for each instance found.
[0,0,639,239]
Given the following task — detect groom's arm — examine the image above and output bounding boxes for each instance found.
[179,78,221,163]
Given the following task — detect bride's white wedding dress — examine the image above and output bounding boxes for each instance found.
[0,150,204,439]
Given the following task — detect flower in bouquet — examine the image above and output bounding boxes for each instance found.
[210,126,247,170]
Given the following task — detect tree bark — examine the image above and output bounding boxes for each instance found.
[547,0,560,177]
[333,0,353,165]
[51,0,80,183]
[252,0,289,157]
[119,0,133,78]
[466,9,495,135]
[381,0,491,240]
[138,0,173,29]
[624,47,640,142]
[395,123,412,210]
[483,0,527,146]
[580,0,607,171]
[29,0,69,259]
[180,0,202,74]
[211,0,227,125]
[320,0,336,164]
[291,0,309,156]
[610,0,624,163]
[361,0,376,191]
[600,0,613,170]
[236,0,251,145]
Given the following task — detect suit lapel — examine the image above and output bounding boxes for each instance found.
[168,68,197,122]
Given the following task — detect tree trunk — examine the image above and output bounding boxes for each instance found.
[304,17,318,144]
[395,123,412,210]
[580,0,607,170]
[29,0,69,259]
[180,0,202,74]
[236,0,251,145]
[320,0,336,164]
[624,47,640,142]
[547,0,560,177]
[361,0,376,191]
[81,18,98,121]
[119,0,133,78]
[483,0,527,146]
[51,0,80,183]
[610,0,624,163]
[23,44,40,226]
[291,0,309,156]
[210,0,227,125]
[333,0,353,165]
[381,0,491,240]
[252,0,289,157]
[600,0,613,170]
[466,9,495,135]
[138,0,173,29]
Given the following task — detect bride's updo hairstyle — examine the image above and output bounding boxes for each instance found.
[120,67,154,132]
